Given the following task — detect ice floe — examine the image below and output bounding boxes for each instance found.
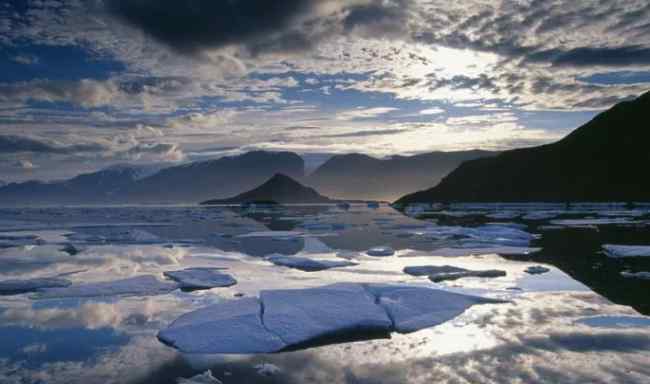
[158,297,287,354]
[403,265,467,277]
[158,283,502,354]
[525,266,551,275]
[575,315,650,328]
[0,277,71,295]
[603,244,650,258]
[255,363,282,377]
[365,284,504,333]
[35,275,178,299]
[551,218,638,227]
[266,255,357,272]
[164,268,237,290]
[408,225,538,248]
[428,246,541,257]
[366,246,395,257]
[620,271,650,280]
[260,283,393,346]
[428,269,506,282]
[177,371,222,384]
[236,231,303,239]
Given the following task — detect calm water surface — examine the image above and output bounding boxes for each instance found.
[1,204,649,383]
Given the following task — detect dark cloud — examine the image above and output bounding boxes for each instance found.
[105,0,414,55]
[322,129,405,138]
[0,135,107,154]
[528,46,650,67]
[105,0,317,55]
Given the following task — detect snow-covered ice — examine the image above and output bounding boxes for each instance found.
[164,268,237,289]
[603,244,650,258]
[267,255,357,272]
[0,277,71,295]
[35,275,178,299]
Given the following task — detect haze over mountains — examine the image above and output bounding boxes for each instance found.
[0,149,493,205]
[396,91,650,204]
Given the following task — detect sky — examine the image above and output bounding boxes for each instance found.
[1,0,649,182]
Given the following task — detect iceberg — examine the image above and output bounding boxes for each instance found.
[158,283,503,354]
[266,255,357,272]
[366,246,395,257]
[35,275,178,299]
[164,268,237,290]
[603,244,650,258]
[0,277,71,295]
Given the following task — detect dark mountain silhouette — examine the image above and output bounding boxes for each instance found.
[396,91,650,204]
[304,150,496,201]
[0,151,303,205]
[121,151,304,203]
[0,165,159,205]
[202,173,332,205]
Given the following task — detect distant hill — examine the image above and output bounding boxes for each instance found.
[304,150,496,201]
[396,91,650,204]
[121,151,304,203]
[202,173,332,205]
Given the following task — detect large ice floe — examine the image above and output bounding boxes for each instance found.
[163,268,237,290]
[0,277,71,295]
[266,255,357,272]
[602,244,650,258]
[407,225,538,248]
[158,283,503,354]
[34,275,178,299]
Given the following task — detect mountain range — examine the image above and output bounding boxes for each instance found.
[396,90,650,204]
[303,150,495,201]
[202,173,332,205]
[0,149,494,205]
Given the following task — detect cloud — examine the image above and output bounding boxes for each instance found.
[419,107,445,115]
[336,107,399,120]
[0,135,108,154]
[11,54,39,65]
[322,128,406,138]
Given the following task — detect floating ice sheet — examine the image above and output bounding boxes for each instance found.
[35,275,178,299]
[158,283,502,354]
[0,277,71,295]
[267,255,357,272]
[164,268,237,289]
[603,244,650,258]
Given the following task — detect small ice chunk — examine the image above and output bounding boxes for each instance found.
[0,277,71,295]
[158,297,286,354]
[260,283,393,346]
[429,246,541,256]
[267,255,357,272]
[60,243,83,255]
[365,284,503,333]
[552,218,636,227]
[366,246,395,257]
[35,275,178,299]
[575,315,650,328]
[164,268,237,289]
[255,363,282,377]
[236,231,303,239]
[525,265,551,275]
[403,265,467,277]
[177,371,222,384]
[428,269,506,282]
[621,271,650,280]
[603,244,650,258]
